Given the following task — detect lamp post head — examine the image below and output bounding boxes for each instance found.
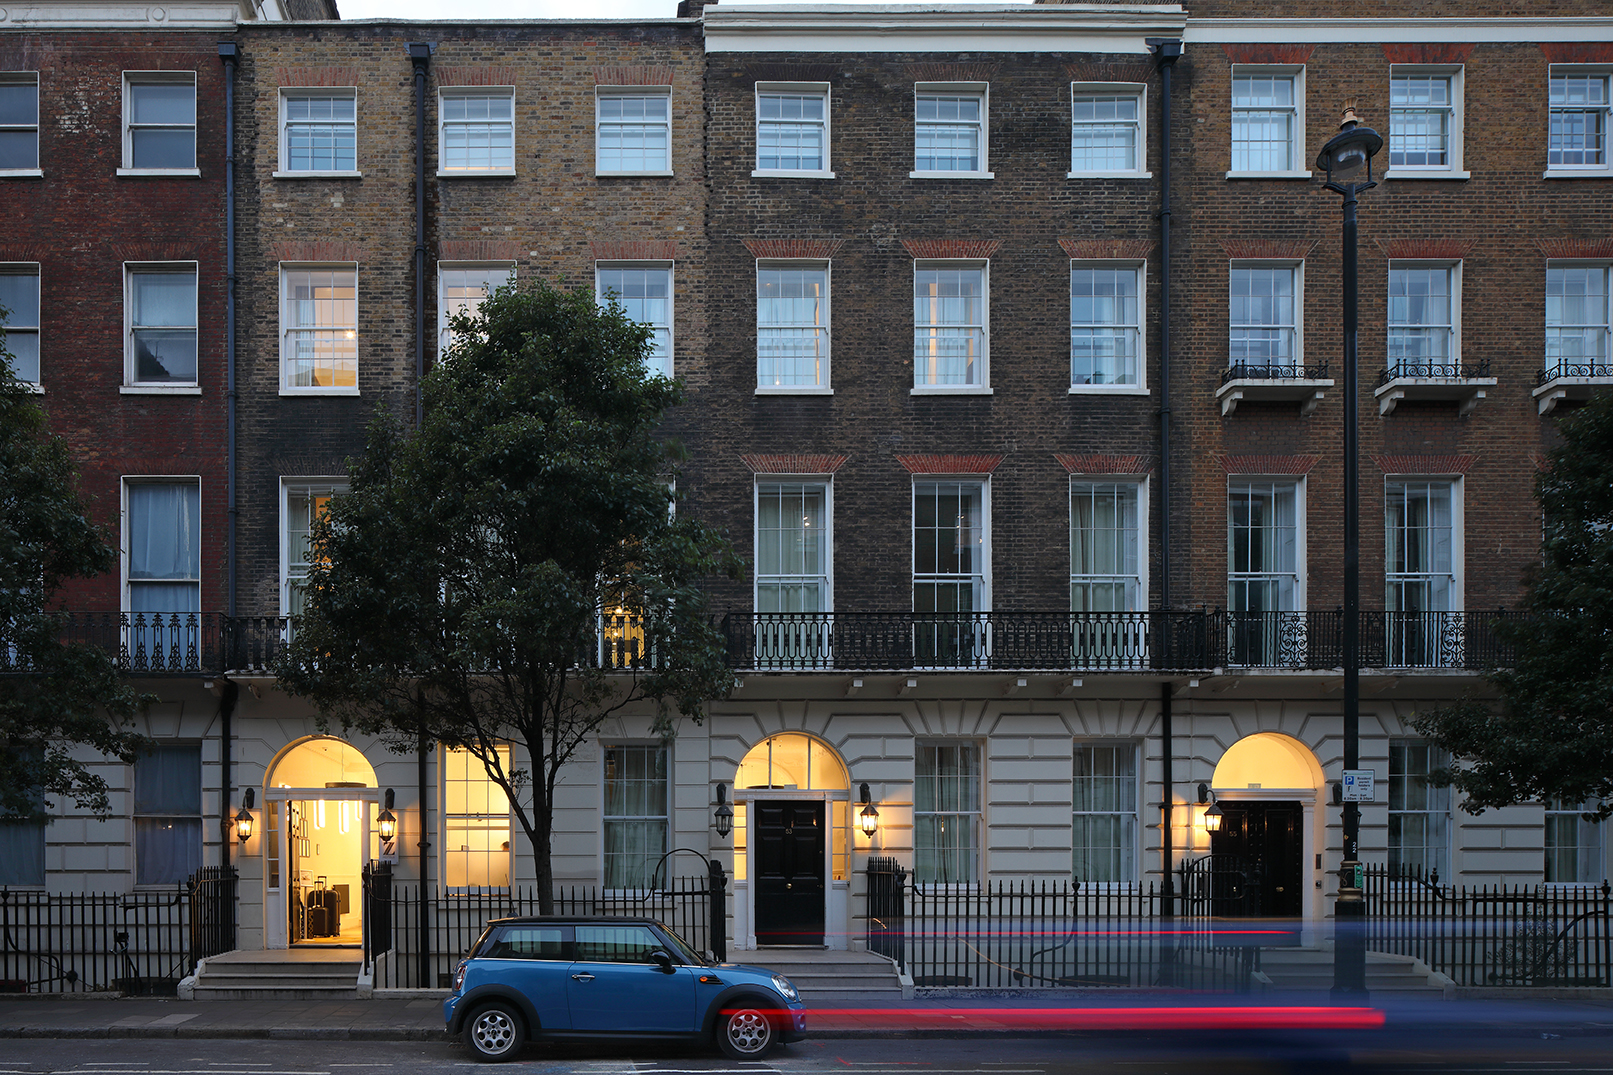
[1316,99,1383,188]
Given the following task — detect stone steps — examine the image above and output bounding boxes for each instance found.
[1256,947,1455,998]
[187,954,363,1001]
[732,950,905,999]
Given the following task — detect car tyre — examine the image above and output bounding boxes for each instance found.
[465,1001,526,1062]
[717,1003,777,1060]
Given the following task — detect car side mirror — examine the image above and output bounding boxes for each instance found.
[650,949,674,973]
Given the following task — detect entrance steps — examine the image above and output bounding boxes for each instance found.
[1255,946,1455,999]
[184,948,363,1001]
[739,948,905,1000]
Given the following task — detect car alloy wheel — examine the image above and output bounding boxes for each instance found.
[719,1006,776,1060]
[466,1002,525,1062]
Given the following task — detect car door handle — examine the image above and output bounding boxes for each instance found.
[571,972,595,982]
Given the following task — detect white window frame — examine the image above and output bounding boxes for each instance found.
[912,478,991,614]
[1069,477,1147,614]
[595,261,673,378]
[1544,798,1608,886]
[755,259,830,394]
[1226,478,1306,615]
[753,479,833,615]
[133,741,203,888]
[437,86,515,177]
[753,82,833,179]
[911,82,991,179]
[912,259,989,394]
[1072,741,1140,886]
[1228,260,1303,375]
[1388,260,1462,377]
[439,261,515,359]
[1069,82,1148,179]
[120,71,198,177]
[276,88,360,178]
[0,262,41,390]
[0,72,41,176]
[914,739,983,887]
[1384,476,1463,614]
[280,478,347,616]
[601,742,670,891]
[1069,259,1147,394]
[1228,65,1308,179]
[120,476,202,617]
[123,261,199,393]
[1389,738,1451,881]
[595,86,672,177]
[1387,65,1468,180]
[1545,66,1612,179]
[442,745,513,892]
[1545,260,1612,376]
[279,262,359,396]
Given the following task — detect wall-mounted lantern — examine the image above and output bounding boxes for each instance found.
[858,782,879,838]
[234,787,256,842]
[1197,782,1224,834]
[713,783,733,839]
[378,787,398,842]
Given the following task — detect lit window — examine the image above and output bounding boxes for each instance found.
[124,73,196,172]
[0,264,40,384]
[0,73,40,172]
[281,265,357,391]
[1073,744,1137,883]
[283,481,345,615]
[914,85,987,176]
[439,263,514,356]
[603,745,667,889]
[1389,740,1449,879]
[1548,71,1610,171]
[913,262,987,389]
[1070,263,1142,387]
[755,84,830,176]
[596,89,671,174]
[1230,69,1302,175]
[444,746,511,890]
[915,741,980,884]
[1070,85,1144,176]
[596,264,672,377]
[756,262,828,389]
[279,90,357,174]
[439,89,514,174]
[125,264,198,386]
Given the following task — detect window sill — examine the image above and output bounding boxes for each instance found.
[911,386,993,396]
[1543,168,1613,180]
[1217,376,1333,417]
[755,386,833,396]
[909,170,995,180]
[1533,373,1613,415]
[120,385,202,395]
[751,169,836,180]
[1225,169,1312,180]
[437,168,515,178]
[1069,384,1148,395]
[1375,375,1497,418]
[0,168,43,178]
[18,382,43,394]
[280,387,361,397]
[273,170,364,179]
[1385,168,1471,181]
[596,169,675,178]
[117,168,201,178]
[1067,170,1152,180]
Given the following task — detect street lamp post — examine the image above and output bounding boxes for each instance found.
[1316,100,1381,1003]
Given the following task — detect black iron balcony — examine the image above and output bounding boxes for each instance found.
[1377,358,1493,385]
[1220,361,1330,384]
[1537,360,1613,384]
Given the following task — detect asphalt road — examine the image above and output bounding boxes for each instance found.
[3,1028,1613,1075]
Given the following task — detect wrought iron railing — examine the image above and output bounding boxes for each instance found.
[1221,361,1330,384]
[1218,609,1525,670]
[1378,358,1493,384]
[1365,864,1612,987]
[1538,361,1613,383]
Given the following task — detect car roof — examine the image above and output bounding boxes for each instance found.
[484,916,666,927]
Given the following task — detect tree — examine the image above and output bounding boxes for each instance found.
[278,279,740,907]
[0,329,152,821]
[1413,391,1613,820]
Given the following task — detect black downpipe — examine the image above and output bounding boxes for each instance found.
[408,43,432,429]
[217,680,239,870]
[417,724,431,987]
[217,42,239,875]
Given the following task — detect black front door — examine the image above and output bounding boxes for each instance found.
[1208,800,1304,916]
[753,800,826,945]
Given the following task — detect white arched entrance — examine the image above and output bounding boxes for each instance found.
[262,736,381,950]
[730,732,851,950]
[1207,732,1326,923]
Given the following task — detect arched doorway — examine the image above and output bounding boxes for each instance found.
[1208,733,1325,919]
[263,736,380,949]
[732,733,850,948]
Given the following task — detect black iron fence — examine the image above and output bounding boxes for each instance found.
[0,867,236,994]
[1539,361,1613,383]
[1365,865,1613,987]
[365,877,717,989]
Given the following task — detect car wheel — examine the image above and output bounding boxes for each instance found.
[464,1001,526,1062]
[717,1004,777,1060]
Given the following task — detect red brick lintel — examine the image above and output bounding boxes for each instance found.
[1382,44,1475,65]
[740,453,849,475]
[1222,44,1316,66]
[1536,238,1613,260]
[1542,43,1613,65]
[742,239,845,260]
[905,63,1000,83]
[901,239,1001,261]
[1056,454,1152,476]
[437,67,520,88]
[594,66,675,87]
[439,240,522,262]
[1374,454,1476,475]
[272,241,363,264]
[1218,454,1319,476]
[897,454,1004,475]
[1059,239,1155,261]
[1374,239,1475,260]
[276,67,359,88]
[1065,62,1153,85]
[1221,239,1317,261]
[112,243,203,263]
[590,240,679,262]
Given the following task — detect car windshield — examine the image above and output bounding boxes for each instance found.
[656,923,711,966]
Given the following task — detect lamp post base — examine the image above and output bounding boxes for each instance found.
[1332,861,1368,1002]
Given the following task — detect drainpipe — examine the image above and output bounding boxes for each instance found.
[417,723,431,986]
[407,43,432,430]
[217,41,239,874]
[1147,37,1183,921]
[218,680,239,871]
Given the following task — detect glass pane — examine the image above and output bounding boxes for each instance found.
[134,743,201,815]
[0,82,37,125]
[1,271,41,326]
[131,128,195,170]
[128,483,201,581]
[131,83,194,125]
[0,129,36,170]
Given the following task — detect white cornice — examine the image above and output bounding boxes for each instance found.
[705,4,1188,54]
[1185,17,1613,44]
[0,0,274,30]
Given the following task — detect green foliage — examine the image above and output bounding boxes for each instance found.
[1413,392,1613,820]
[0,341,151,820]
[277,279,740,898]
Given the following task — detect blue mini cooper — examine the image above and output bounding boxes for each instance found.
[444,916,808,1061]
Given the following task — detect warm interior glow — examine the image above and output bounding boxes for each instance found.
[1211,732,1324,792]
[267,736,377,790]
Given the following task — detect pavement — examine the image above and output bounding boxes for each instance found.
[3,990,1613,1042]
